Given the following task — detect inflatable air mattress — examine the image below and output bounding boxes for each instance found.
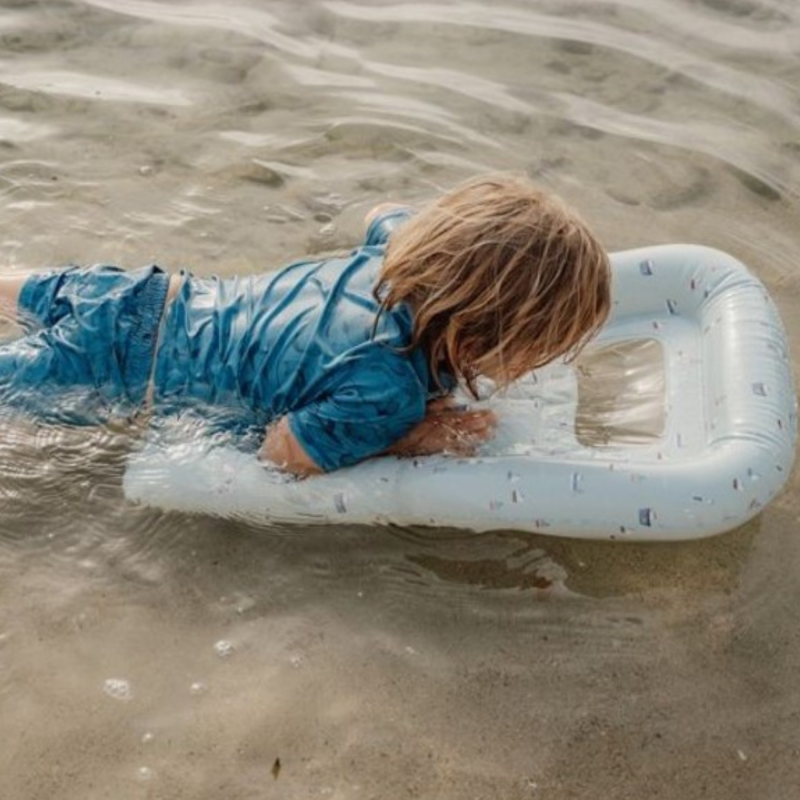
[124,245,797,540]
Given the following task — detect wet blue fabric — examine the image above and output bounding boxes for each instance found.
[363,206,416,247]
[5,264,168,424]
[153,207,445,471]
[3,209,443,470]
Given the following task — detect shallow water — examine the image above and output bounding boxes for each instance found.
[1,0,799,797]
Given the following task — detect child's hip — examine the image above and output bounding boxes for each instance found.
[8,264,171,422]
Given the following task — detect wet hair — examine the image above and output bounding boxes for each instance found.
[374,174,612,397]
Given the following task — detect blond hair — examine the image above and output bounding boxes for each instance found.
[374,174,611,397]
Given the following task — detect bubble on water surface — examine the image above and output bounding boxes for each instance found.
[190,681,208,695]
[103,678,133,701]
[136,766,154,782]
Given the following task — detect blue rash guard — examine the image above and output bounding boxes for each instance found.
[7,207,445,471]
[152,207,443,471]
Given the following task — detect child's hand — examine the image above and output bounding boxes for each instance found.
[386,399,497,459]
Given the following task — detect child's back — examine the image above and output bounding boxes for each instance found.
[154,208,441,471]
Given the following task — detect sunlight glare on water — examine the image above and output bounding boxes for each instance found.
[0,0,799,797]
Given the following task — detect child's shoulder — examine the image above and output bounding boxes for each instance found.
[364,205,416,248]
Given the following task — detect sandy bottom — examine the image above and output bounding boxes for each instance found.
[1,0,799,798]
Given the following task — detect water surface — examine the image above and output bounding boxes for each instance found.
[1,1,799,798]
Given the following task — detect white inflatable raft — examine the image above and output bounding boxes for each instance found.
[124,245,797,540]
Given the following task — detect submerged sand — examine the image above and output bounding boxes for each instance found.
[0,1,799,798]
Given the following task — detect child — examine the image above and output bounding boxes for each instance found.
[0,174,611,475]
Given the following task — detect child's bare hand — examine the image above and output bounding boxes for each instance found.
[386,401,497,459]
[433,407,497,456]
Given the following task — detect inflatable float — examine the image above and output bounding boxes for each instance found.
[124,245,797,541]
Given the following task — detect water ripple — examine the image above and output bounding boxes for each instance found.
[0,117,54,143]
[551,92,796,198]
[324,1,800,124]
[0,69,192,107]
[366,62,536,116]
[79,0,322,60]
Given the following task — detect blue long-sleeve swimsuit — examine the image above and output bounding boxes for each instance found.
[9,207,443,471]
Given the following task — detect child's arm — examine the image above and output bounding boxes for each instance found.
[259,417,323,477]
[259,400,496,475]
